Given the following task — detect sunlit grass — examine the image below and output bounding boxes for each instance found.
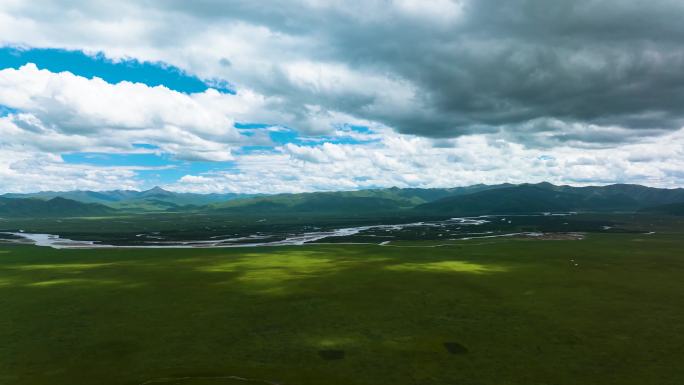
[200,252,339,274]
[309,336,357,348]
[386,260,507,274]
[198,252,364,292]
[8,262,118,271]
[27,278,126,287]
[0,277,17,287]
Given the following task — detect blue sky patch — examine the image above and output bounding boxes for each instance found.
[62,152,172,167]
[0,46,234,94]
[235,122,273,130]
[234,146,280,155]
[132,143,161,150]
[270,129,302,145]
[135,160,237,188]
[0,104,18,117]
[237,123,379,147]
[345,125,373,134]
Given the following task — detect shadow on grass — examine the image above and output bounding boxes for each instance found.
[139,375,280,385]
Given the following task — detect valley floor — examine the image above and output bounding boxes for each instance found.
[1,230,683,384]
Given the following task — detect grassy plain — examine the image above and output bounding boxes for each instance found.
[1,225,684,384]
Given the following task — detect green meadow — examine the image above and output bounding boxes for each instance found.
[1,233,684,385]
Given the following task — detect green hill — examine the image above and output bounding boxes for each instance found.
[0,197,116,218]
[415,185,581,215]
[415,183,684,216]
[208,184,514,214]
[638,202,684,216]
[211,192,410,215]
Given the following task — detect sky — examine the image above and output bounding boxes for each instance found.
[1,0,683,193]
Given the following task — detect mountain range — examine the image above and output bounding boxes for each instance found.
[1,182,684,218]
[0,197,115,218]
[415,183,684,215]
[3,187,256,212]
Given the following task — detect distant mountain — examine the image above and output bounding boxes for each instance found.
[0,197,116,218]
[2,184,512,213]
[539,183,684,208]
[373,184,514,203]
[138,186,176,199]
[415,183,684,216]
[211,192,409,215]
[3,183,684,216]
[208,184,512,214]
[638,202,684,216]
[206,185,500,215]
[415,184,580,215]
[2,190,138,204]
[2,187,256,212]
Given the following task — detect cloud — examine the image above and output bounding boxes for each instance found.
[0,64,289,161]
[1,1,684,192]
[168,127,684,193]
[3,0,684,144]
[0,150,143,192]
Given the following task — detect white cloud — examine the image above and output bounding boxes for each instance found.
[166,128,684,193]
[0,64,290,161]
[0,150,143,193]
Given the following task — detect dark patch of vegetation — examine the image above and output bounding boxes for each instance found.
[318,350,345,360]
[443,342,468,355]
[639,202,684,216]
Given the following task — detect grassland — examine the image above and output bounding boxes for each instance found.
[2,225,684,385]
